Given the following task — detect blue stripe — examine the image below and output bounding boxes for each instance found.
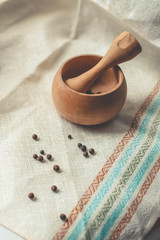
[67,94,160,240]
[96,132,160,240]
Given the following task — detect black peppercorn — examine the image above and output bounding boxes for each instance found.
[78,143,82,148]
[28,192,34,199]
[51,185,57,192]
[60,213,66,221]
[37,155,43,162]
[47,154,52,160]
[68,134,72,139]
[33,154,38,159]
[53,165,60,172]
[32,134,37,140]
[81,145,86,152]
[40,150,44,154]
[86,89,92,94]
[83,151,88,157]
[89,148,95,154]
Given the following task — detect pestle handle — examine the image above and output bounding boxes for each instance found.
[65,31,142,93]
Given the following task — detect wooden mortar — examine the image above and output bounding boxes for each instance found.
[52,55,127,125]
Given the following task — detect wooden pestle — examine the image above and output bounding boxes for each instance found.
[65,31,142,93]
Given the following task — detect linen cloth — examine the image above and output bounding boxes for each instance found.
[0,0,160,240]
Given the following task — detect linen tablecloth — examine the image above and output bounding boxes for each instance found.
[0,0,160,240]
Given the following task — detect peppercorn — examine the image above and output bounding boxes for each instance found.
[40,150,44,154]
[53,165,60,172]
[51,185,57,192]
[68,134,72,139]
[78,143,82,148]
[83,151,88,157]
[32,134,37,140]
[47,154,52,160]
[33,154,38,159]
[28,192,34,199]
[60,213,66,221]
[86,89,92,94]
[37,155,43,162]
[81,145,86,152]
[89,148,95,154]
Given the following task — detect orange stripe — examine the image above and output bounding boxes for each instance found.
[53,80,160,240]
[110,158,160,240]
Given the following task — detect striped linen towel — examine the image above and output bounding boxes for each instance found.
[54,81,160,240]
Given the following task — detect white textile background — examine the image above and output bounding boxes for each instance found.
[0,0,160,240]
